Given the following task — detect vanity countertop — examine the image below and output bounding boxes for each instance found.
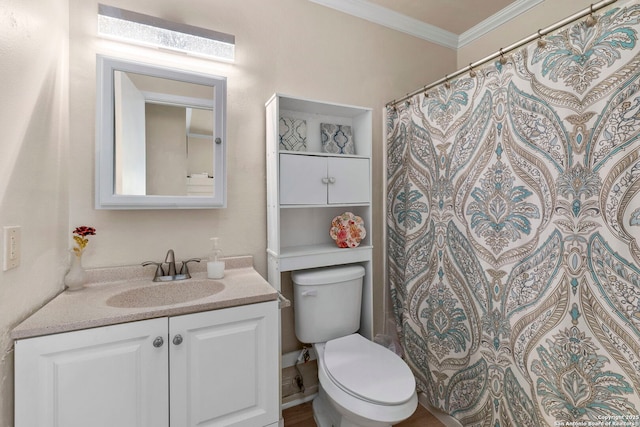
[12,256,278,340]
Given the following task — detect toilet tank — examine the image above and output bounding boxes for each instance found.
[292,264,365,344]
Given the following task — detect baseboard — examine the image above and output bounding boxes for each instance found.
[282,387,319,409]
[418,392,463,427]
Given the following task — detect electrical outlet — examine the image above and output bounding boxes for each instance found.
[3,226,21,271]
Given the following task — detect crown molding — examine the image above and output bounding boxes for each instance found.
[309,0,544,49]
[308,0,458,49]
[458,0,544,47]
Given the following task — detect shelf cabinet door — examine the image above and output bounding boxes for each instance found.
[15,318,169,427]
[279,154,326,205]
[327,157,369,204]
[169,301,279,427]
[279,154,370,205]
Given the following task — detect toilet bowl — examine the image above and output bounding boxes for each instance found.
[312,334,417,427]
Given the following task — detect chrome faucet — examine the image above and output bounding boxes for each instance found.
[164,249,177,276]
[142,249,200,282]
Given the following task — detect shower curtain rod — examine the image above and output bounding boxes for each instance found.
[387,0,619,108]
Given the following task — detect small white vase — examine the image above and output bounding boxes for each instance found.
[65,253,87,291]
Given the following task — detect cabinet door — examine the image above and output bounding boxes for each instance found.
[279,154,326,205]
[15,318,169,427]
[327,157,370,204]
[169,301,279,427]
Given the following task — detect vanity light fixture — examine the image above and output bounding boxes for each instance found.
[97,4,235,62]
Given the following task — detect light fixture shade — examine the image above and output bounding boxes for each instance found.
[98,4,235,62]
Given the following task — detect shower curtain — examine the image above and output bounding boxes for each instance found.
[386,2,640,426]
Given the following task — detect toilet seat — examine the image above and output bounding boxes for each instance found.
[322,334,415,405]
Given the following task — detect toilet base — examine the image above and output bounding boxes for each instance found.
[312,385,393,427]
[312,388,339,427]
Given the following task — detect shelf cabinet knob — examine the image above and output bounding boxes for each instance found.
[153,336,164,348]
[173,334,184,345]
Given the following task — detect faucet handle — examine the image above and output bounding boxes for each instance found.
[179,258,201,277]
[142,261,165,281]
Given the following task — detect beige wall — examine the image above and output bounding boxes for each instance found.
[0,0,69,425]
[145,104,188,196]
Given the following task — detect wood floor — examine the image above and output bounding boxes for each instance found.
[283,401,446,427]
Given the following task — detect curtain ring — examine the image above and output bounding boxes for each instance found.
[444,75,451,89]
[469,63,477,78]
[537,29,547,48]
[586,4,597,27]
[499,49,507,65]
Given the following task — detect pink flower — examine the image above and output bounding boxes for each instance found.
[330,212,366,248]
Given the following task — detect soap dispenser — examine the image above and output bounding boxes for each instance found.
[207,237,225,279]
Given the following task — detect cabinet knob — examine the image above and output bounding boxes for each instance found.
[328,177,336,184]
[173,334,184,346]
[321,177,329,184]
[153,336,164,348]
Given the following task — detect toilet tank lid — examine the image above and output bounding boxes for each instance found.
[292,265,365,285]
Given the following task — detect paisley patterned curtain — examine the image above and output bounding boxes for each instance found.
[386,2,640,425]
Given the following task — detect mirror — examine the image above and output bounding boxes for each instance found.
[96,55,227,209]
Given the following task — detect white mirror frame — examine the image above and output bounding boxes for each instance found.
[95,55,227,209]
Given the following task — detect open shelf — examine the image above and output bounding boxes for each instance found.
[278,243,373,272]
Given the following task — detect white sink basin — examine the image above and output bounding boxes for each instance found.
[106,280,225,308]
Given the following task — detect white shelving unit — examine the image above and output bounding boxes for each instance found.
[265,93,373,338]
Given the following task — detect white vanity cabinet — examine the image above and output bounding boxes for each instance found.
[15,318,169,427]
[14,301,279,427]
[170,302,279,427]
[266,93,374,339]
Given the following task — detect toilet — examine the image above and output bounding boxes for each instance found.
[292,265,418,427]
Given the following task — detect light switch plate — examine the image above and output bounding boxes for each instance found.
[3,225,21,271]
